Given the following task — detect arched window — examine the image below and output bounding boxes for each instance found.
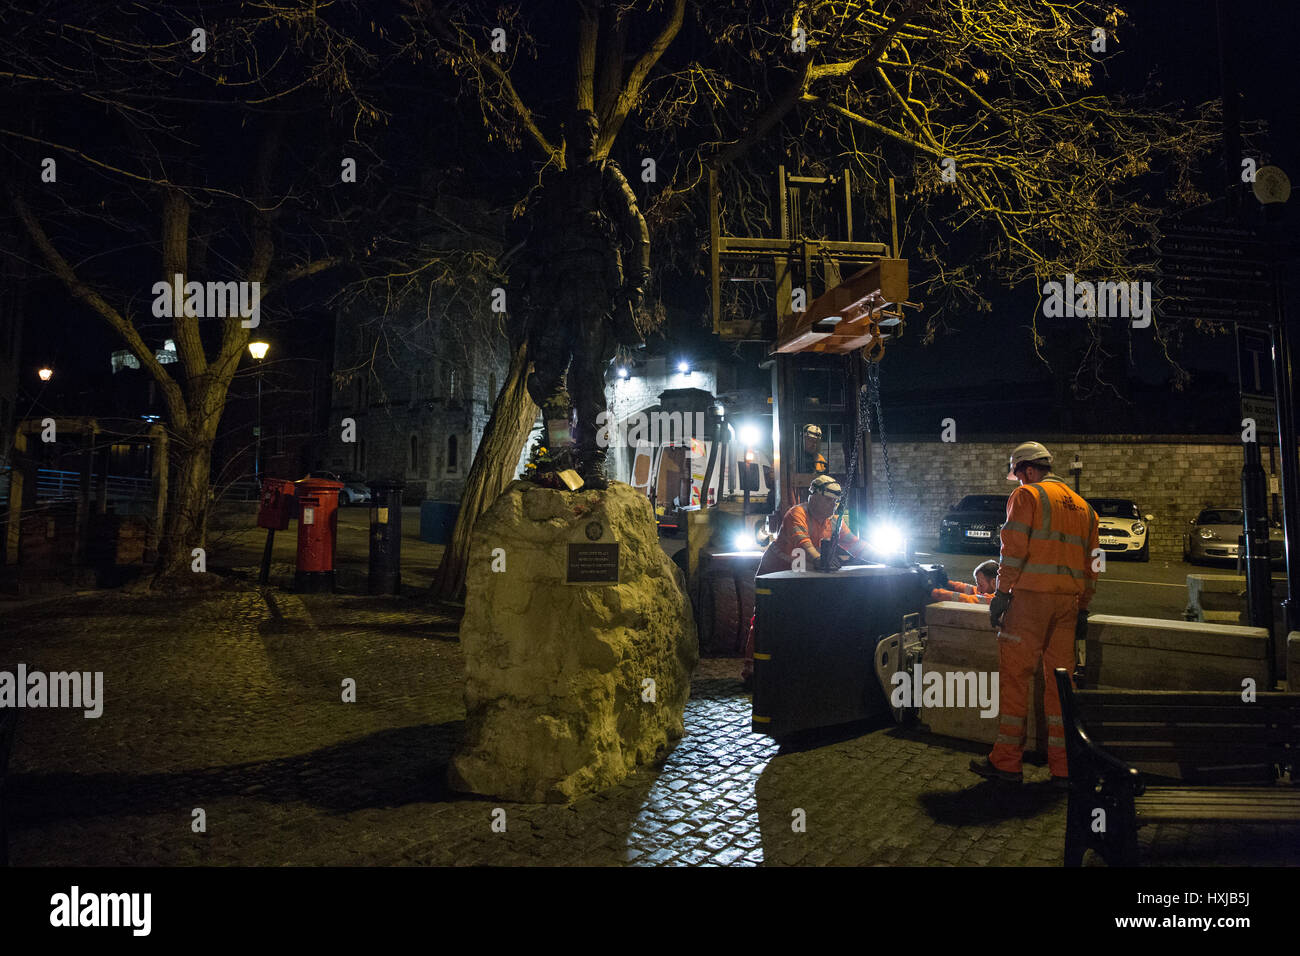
[409,434,419,472]
[447,435,459,473]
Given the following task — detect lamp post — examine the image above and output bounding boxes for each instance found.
[248,340,269,483]
[38,366,53,382]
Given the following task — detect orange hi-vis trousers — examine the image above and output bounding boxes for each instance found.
[989,589,1078,777]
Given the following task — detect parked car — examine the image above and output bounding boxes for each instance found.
[308,470,371,506]
[1088,498,1151,562]
[1184,507,1284,565]
[938,494,1007,553]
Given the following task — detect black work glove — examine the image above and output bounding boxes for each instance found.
[1075,609,1089,643]
[818,540,843,572]
[988,590,1012,630]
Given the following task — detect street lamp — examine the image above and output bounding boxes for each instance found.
[37,367,53,382]
[248,340,270,482]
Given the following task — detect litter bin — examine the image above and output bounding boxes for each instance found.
[294,477,343,593]
[367,479,404,595]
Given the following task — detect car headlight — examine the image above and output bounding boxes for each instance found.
[1132,523,1145,536]
[1199,528,1218,540]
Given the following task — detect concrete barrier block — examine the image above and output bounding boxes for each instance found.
[1085,614,1270,690]
[1186,574,1246,621]
[921,602,1046,751]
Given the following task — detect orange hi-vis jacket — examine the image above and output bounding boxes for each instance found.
[757,504,862,575]
[996,476,1101,610]
[931,581,993,604]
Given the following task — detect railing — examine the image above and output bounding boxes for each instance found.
[0,468,261,508]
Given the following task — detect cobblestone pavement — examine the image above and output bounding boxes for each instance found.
[3,579,1298,866]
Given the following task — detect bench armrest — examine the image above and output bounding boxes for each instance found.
[1054,668,1144,797]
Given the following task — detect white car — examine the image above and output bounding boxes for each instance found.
[1088,497,1152,562]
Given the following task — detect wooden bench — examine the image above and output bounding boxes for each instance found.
[1054,668,1300,866]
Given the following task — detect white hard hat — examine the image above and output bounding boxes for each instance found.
[809,474,842,498]
[803,424,822,438]
[1007,441,1053,481]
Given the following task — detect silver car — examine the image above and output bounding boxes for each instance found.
[1184,507,1284,565]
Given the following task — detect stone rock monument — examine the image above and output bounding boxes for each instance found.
[450,480,697,802]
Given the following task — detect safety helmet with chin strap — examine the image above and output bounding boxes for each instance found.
[1007,441,1053,481]
[809,474,842,499]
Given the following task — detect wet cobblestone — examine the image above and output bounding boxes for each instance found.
[2,584,1297,866]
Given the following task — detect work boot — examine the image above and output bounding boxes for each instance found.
[580,449,609,491]
[969,757,1023,784]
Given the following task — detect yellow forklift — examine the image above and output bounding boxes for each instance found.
[691,166,948,738]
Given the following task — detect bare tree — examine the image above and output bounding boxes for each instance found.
[1,1,390,576]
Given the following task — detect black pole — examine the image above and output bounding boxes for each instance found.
[259,529,275,585]
[1270,281,1300,635]
[255,366,263,483]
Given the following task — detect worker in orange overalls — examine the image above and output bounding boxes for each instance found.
[969,442,1100,788]
[931,559,999,604]
[800,424,829,474]
[741,474,874,688]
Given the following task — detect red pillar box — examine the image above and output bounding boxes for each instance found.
[294,477,343,592]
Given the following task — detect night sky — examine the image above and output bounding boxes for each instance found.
[15,1,1300,434]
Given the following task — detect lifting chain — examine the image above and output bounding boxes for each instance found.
[827,357,893,557]
[865,358,897,517]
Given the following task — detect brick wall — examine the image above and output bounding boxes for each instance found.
[864,434,1277,560]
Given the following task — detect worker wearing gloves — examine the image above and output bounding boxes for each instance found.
[931,559,999,605]
[970,442,1100,788]
[742,475,877,688]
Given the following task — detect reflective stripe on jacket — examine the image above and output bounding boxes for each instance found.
[756,504,862,575]
[996,476,1101,607]
[931,583,992,605]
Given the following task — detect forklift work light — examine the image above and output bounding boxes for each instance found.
[868,522,906,555]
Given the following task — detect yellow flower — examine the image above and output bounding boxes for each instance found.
[538,446,547,454]
[525,462,537,470]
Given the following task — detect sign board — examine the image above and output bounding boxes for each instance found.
[1241,394,1278,436]
[565,519,620,585]
[1154,216,1275,324]
[566,543,620,584]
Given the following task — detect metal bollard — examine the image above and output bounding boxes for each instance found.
[367,479,404,595]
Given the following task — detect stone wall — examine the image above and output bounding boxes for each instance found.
[863,434,1279,560]
[323,308,506,502]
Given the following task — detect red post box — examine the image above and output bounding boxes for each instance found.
[257,478,297,531]
[255,477,298,585]
[294,477,343,592]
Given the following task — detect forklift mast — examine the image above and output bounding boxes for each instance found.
[709,163,913,530]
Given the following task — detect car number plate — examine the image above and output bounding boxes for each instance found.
[965,530,991,538]
[1101,537,1120,545]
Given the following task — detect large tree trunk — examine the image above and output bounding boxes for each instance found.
[433,343,537,601]
[155,426,216,578]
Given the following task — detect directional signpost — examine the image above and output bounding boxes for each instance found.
[1154,219,1274,325]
